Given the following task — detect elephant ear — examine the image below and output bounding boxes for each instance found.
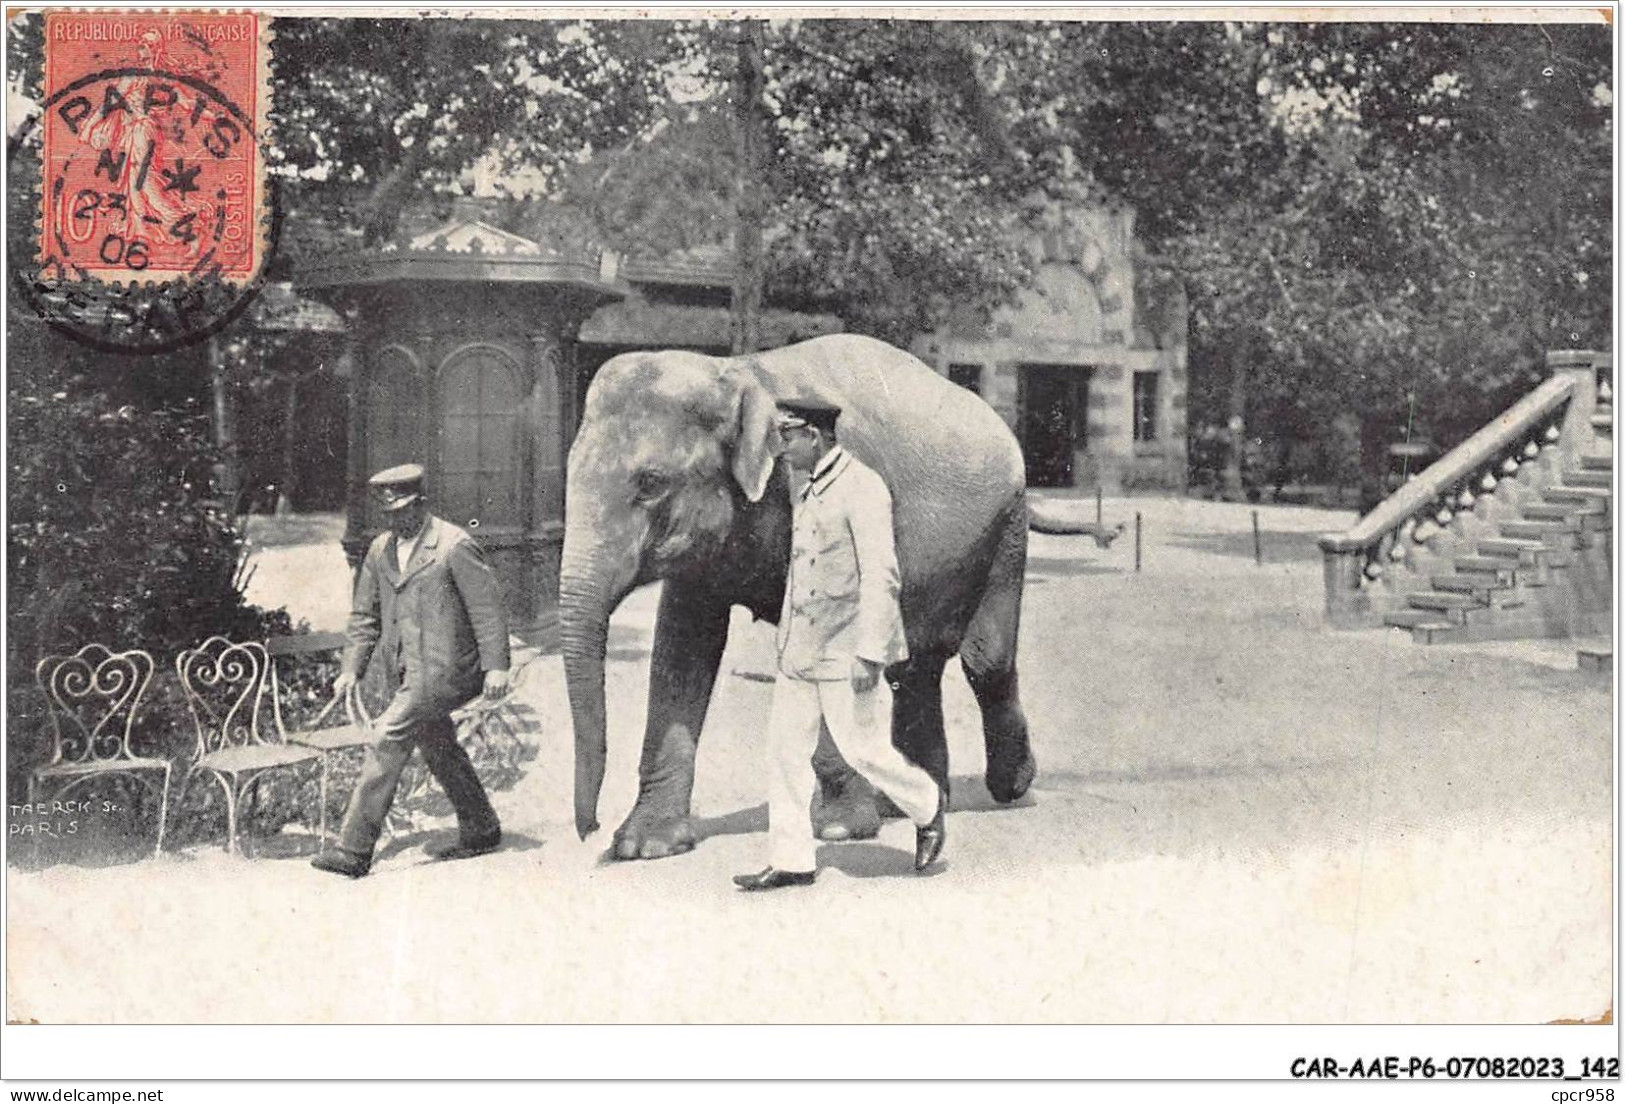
[728,367,779,503]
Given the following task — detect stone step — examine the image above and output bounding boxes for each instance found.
[1594,410,1613,431]
[1500,518,1581,540]
[1577,639,1613,675]
[1432,574,1512,597]
[1544,485,1612,505]
[1410,622,1461,644]
[1478,537,1548,558]
[1565,469,1612,488]
[1453,556,1518,582]
[1476,538,1573,571]
[1384,610,1459,641]
[1520,504,1610,537]
[1580,452,1613,471]
[1407,591,1483,618]
[1524,503,1604,522]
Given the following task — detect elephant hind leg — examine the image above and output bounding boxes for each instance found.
[812,721,881,841]
[890,650,951,794]
[960,496,1036,803]
[813,650,952,839]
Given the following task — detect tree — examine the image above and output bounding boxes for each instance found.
[731,21,768,354]
[267,18,679,258]
[756,19,1041,344]
[12,14,1610,507]
[556,19,1049,348]
[1015,19,1611,496]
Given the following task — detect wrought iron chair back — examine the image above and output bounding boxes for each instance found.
[266,632,353,735]
[174,637,272,757]
[265,632,378,847]
[35,644,156,767]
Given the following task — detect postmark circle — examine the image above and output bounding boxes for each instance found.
[17,66,280,355]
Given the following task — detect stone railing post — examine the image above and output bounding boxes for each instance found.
[1322,547,1370,627]
[1550,349,1599,466]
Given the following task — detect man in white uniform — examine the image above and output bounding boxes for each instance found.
[734,399,947,891]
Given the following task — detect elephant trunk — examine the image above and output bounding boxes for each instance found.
[558,511,636,841]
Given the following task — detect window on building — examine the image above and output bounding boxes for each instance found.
[439,347,524,532]
[1133,370,1160,443]
[948,363,982,395]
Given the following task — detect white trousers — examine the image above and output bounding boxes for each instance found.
[767,674,941,873]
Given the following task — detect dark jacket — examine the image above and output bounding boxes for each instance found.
[342,515,509,705]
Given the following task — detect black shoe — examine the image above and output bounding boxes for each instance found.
[732,867,817,891]
[914,787,947,871]
[427,830,501,862]
[311,848,371,878]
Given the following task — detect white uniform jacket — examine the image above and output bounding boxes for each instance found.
[776,447,910,680]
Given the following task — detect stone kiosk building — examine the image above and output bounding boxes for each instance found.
[300,217,626,627]
[914,206,1189,492]
[301,222,838,628]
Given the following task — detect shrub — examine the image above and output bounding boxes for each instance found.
[7,363,294,862]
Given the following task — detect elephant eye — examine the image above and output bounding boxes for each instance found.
[632,468,672,503]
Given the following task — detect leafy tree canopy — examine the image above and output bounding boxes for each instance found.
[8,14,1612,470]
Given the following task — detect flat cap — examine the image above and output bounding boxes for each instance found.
[368,463,425,511]
[776,397,842,432]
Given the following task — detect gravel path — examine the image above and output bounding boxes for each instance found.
[8,496,1611,1023]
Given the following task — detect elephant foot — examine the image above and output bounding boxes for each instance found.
[813,786,881,842]
[986,751,1037,804]
[612,811,698,861]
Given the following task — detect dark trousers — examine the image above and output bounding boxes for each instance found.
[337,687,499,857]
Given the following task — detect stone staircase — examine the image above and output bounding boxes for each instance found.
[1321,350,1613,650]
[1382,414,1610,644]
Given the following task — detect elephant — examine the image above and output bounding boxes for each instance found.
[560,332,1038,860]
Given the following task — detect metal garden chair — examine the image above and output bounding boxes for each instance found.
[265,631,375,846]
[28,644,171,857]
[173,637,321,855]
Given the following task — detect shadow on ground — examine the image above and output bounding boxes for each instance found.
[1394,647,1608,696]
[1033,755,1363,794]
[1163,529,1324,563]
[366,828,546,864]
[817,840,924,878]
[1027,557,1125,577]
[948,774,1040,813]
[695,802,768,841]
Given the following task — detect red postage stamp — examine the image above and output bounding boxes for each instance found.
[38,10,270,286]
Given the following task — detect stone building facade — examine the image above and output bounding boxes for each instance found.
[913,206,1188,492]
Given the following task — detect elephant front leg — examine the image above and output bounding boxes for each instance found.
[613,583,731,860]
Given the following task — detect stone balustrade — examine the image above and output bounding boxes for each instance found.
[1319,350,1604,628]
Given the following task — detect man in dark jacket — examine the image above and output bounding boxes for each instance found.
[311,464,510,878]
